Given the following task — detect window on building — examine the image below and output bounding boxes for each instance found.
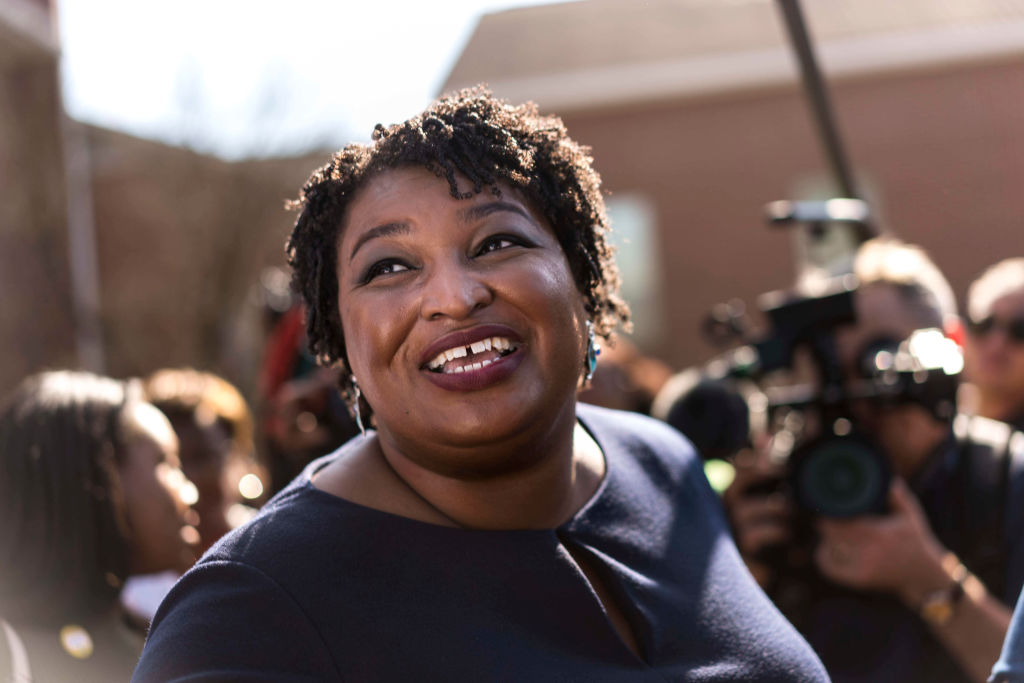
[605,194,662,348]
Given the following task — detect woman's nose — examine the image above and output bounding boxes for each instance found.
[420,263,493,320]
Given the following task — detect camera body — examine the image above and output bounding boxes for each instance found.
[667,199,961,519]
[754,290,961,519]
[789,429,892,518]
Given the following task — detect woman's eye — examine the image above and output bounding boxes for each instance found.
[363,260,410,283]
[478,235,525,255]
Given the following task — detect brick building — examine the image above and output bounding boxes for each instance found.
[1,0,329,395]
[442,0,1024,371]
[0,0,77,392]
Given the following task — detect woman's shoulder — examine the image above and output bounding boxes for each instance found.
[135,555,342,680]
[577,401,694,442]
[201,480,359,573]
[570,402,722,535]
[137,442,375,681]
[575,402,701,478]
[188,438,468,594]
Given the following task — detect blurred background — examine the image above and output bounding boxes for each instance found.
[3,0,1024,415]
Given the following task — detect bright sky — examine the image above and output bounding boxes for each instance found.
[56,0,569,159]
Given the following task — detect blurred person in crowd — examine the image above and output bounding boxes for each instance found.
[121,367,262,624]
[143,367,264,554]
[134,87,827,681]
[0,371,197,682]
[577,334,672,414]
[963,258,1024,432]
[652,366,758,466]
[258,300,360,495]
[723,238,1024,683]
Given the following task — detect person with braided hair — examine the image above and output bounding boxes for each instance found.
[0,371,198,682]
[134,87,826,681]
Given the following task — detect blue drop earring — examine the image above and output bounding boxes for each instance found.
[584,321,600,384]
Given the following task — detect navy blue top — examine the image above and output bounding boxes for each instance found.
[992,590,1024,682]
[134,404,827,682]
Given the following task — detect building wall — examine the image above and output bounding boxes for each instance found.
[85,126,327,396]
[0,9,76,394]
[0,66,329,401]
[559,56,1024,371]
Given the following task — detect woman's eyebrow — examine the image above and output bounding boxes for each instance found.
[458,201,535,225]
[348,222,410,263]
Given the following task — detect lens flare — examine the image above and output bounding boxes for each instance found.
[60,625,94,659]
[238,473,264,500]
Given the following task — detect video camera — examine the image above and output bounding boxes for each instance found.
[662,199,962,518]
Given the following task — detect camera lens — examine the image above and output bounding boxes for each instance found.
[792,436,889,517]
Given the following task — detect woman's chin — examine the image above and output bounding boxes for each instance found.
[381,402,564,477]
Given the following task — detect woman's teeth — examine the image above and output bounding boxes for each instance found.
[427,336,517,373]
[452,359,492,373]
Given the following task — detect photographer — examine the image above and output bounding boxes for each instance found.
[723,238,1024,683]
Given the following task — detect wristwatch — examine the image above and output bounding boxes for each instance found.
[919,563,970,627]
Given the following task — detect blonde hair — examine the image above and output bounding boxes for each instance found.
[143,368,254,459]
[853,237,956,326]
[967,257,1024,322]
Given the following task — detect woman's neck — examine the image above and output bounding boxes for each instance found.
[312,401,606,530]
[376,420,605,530]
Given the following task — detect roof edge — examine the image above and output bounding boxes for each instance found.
[444,19,1024,113]
[0,0,58,64]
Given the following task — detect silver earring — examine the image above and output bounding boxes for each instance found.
[584,321,600,384]
[351,376,366,437]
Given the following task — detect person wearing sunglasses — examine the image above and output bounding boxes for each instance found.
[965,258,1024,432]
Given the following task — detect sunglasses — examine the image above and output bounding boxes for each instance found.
[967,315,1024,344]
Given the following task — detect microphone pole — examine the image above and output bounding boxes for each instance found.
[775,0,876,241]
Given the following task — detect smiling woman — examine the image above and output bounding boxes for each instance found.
[334,166,592,488]
[133,87,829,681]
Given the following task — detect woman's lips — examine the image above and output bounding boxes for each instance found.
[425,335,517,374]
[418,324,525,391]
[419,324,522,369]
[421,346,525,392]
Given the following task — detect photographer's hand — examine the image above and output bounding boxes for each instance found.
[814,478,944,594]
[816,478,1010,682]
[723,447,793,587]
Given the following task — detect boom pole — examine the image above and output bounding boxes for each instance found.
[775,0,875,240]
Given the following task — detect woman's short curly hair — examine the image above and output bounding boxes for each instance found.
[286,86,630,411]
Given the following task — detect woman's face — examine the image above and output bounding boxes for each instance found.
[119,402,200,575]
[172,416,235,554]
[336,166,588,471]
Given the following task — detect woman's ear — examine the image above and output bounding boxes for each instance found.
[944,314,965,350]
